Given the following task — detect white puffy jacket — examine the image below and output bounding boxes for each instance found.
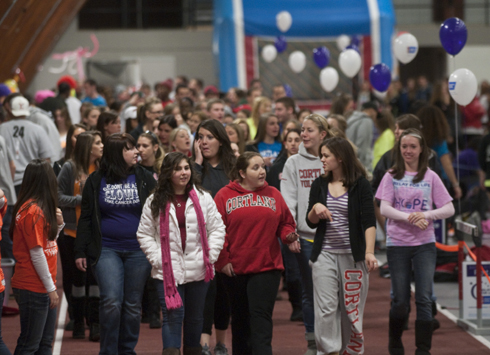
[137,189,225,284]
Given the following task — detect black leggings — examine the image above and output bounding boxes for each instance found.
[224,270,281,355]
[202,273,231,334]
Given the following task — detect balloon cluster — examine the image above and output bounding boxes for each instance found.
[438,17,476,106]
[262,13,476,104]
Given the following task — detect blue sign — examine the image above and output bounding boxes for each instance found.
[449,82,456,90]
[466,264,490,277]
[407,46,417,53]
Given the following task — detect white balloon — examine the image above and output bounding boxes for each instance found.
[262,45,277,63]
[289,51,306,73]
[394,33,419,64]
[276,11,292,33]
[373,89,387,100]
[336,35,350,51]
[319,67,339,92]
[449,68,478,106]
[339,49,362,78]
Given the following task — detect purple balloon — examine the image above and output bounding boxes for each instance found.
[350,36,360,47]
[439,17,467,56]
[312,46,330,68]
[369,63,391,92]
[274,36,287,53]
[346,44,360,54]
[284,84,293,97]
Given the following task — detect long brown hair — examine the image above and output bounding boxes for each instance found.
[319,137,366,188]
[416,105,450,148]
[65,123,88,161]
[10,159,58,241]
[138,131,164,174]
[252,113,280,144]
[192,120,236,179]
[71,131,102,179]
[390,128,429,184]
[150,152,203,219]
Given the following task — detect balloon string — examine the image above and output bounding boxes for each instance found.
[453,55,461,216]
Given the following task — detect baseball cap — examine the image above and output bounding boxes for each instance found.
[11,96,30,117]
[204,85,219,95]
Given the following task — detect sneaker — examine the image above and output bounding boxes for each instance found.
[202,344,212,355]
[89,323,100,342]
[290,308,303,322]
[73,322,85,339]
[214,342,229,355]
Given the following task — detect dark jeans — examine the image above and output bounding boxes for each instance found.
[387,243,437,321]
[13,288,57,355]
[156,280,209,349]
[0,292,11,355]
[224,270,281,355]
[202,272,231,334]
[294,238,314,333]
[1,206,14,260]
[281,239,300,283]
[94,247,151,355]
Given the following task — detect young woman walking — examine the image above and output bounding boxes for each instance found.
[306,137,377,354]
[376,129,454,354]
[137,152,225,355]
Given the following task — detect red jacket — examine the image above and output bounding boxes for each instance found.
[214,181,296,275]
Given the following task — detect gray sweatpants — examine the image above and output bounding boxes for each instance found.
[312,251,369,355]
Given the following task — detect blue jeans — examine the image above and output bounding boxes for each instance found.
[94,247,151,355]
[387,243,436,321]
[156,280,209,349]
[0,292,11,355]
[13,288,56,355]
[294,238,314,333]
[280,240,300,284]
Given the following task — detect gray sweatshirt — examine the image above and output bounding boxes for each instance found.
[346,111,373,172]
[280,143,323,239]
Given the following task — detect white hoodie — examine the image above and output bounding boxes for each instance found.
[280,142,323,239]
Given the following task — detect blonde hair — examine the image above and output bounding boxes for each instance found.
[169,128,190,151]
[303,113,331,136]
[251,96,271,130]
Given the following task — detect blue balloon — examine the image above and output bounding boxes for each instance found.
[284,84,293,97]
[369,63,391,92]
[350,36,360,47]
[439,17,467,56]
[345,44,360,54]
[312,46,330,68]
[274,36,287,53]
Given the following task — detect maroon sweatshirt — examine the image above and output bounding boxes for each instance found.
[214,181,296,275]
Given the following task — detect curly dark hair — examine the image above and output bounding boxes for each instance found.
[150,152,203,219]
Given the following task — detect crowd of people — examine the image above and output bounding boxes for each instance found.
[1,71,489,354]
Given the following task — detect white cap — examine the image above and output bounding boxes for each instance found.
[122,106,137,120]
[10,96,30,117]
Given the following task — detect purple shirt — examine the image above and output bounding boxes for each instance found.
[99,174,142,251]
[375,169,452,246]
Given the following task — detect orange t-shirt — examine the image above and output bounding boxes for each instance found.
[65,163,97,238]
[11,201,57,293]
[0,197,7,293]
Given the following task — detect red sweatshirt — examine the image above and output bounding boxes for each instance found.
[214,181,296,275]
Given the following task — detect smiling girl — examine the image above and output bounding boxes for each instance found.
[137,152,225,355]
[375,128,454,355]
